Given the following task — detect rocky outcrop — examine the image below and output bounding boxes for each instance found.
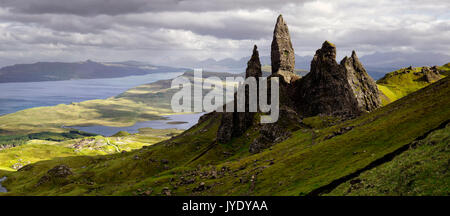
[217,46,262,143]
[422,66,441,83]
[47,165,73,178]
[271,15,299,84]
[35,165,73,187]
[249,106,300,153]
[296,41,381,117]
[379,65,442,84]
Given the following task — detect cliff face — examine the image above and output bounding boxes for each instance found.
[296,41,381,117]
[341,51,382,112]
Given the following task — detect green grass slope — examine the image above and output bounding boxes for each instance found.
[328,123,450,196]
[438,63,450,76]
[1,75,449,196]
[376,63,449,105]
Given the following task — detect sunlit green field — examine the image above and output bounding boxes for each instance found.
[376,65,448,104]
[0,128,182,172]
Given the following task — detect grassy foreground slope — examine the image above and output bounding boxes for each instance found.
[328,124,449,195]
[1,76,449,196]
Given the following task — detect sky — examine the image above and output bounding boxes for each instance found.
[0,0,448,67]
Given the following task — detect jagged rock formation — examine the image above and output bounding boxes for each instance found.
[215,15,381,153]
[296,41,381,117]
[217,46,262,143]
[271,15,299,84]
[341,51,382,112]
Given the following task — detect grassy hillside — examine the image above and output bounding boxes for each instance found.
[0,130,95,148]
[376,63,449,105]
[438,63,450,76]
[1,76,448,196]
[0,128,182,172]
[327,123,449,195]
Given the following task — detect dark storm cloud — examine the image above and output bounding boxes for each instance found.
[0,0,448,67]
[1,0,148,15]
[1,0,307,16]
[0,9,275,40]
[0,13,113,34]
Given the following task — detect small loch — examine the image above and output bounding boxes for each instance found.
[67,113,205,136]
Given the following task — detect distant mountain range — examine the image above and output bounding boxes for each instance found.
[183,51,450,80]
[182,54,313,73]
[359,52,450,79]
[0,60,188,83]
[0,51,448,83]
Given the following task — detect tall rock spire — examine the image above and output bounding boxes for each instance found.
[246,45,262,78]
[271,15,297,83]
[217,45,262,144]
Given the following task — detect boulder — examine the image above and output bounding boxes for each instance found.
[35,165,73,187]
[422,66,441,83]
[47,165,73,178]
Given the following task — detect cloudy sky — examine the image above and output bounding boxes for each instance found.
[0,0,448,67]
